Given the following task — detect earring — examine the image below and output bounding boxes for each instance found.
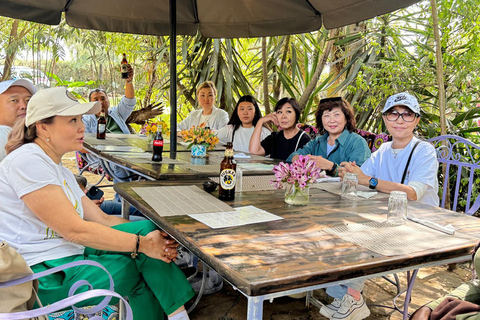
[46,138,50,142]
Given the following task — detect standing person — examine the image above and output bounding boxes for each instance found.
[320,92,439,320]
[249,97,311,161]
[177,81,229,132]
[216,95,271,153]
[0,79,35,161]
[81,62,135,184]
[1,87,194,320]
[287,97,371,176]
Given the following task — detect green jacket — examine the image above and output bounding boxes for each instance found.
[286,129,371,176]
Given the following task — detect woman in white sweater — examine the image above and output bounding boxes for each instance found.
[177,81,229,132]
[216,95,270,153]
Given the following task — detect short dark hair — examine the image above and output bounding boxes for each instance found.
[315,97,356,133]
[228,95,263,131]
[75,175,88,189]
[88,88,106,102]
[274,97,301,123]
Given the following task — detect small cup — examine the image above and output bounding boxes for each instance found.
[341,172,358,200]
[236,165,243,193]
[387,191,408,225]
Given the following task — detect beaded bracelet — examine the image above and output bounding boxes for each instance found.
[131,234,140,259]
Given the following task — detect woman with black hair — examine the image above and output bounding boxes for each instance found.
[249,97,311,161]
[216,95,271,153]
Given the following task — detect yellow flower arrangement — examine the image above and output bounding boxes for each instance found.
[180,123,219,150]
[141,121,170,136]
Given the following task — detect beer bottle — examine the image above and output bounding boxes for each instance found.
[218,142,236,200]
[152,125,164,162]
[121,53,129,79]
[97,111,106,139]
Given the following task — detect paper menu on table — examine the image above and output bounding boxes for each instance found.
[94,145,144,153]
[188,205,283,229]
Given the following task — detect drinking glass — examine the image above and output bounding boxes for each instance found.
[387,191,408,225]
[341,172,358,200]
[235,165,243,193]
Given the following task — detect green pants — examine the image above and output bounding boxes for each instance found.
[31,220,195,319]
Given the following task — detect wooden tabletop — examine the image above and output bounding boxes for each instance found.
[84,134,279,180]
[115,180,480,297]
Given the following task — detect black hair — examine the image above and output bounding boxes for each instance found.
[315,97,356,134]
[88,88,106,102]
[274,97,301,123]
[227,95,263,132]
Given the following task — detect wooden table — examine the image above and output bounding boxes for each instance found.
[115,180,480,320]
[83,134,278,180]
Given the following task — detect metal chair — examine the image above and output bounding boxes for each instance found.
[75,151,111,186]
[428,135,480,215]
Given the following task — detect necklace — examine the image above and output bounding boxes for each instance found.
[391,148,403,159]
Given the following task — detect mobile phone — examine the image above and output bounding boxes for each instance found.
[86,186,104,200]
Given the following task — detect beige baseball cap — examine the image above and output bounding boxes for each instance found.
[25,87,101,127]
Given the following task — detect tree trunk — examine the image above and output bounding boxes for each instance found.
[262,37,270,114]
[1,19,19,81]
[298,28,339,110]
[273,35,290,100]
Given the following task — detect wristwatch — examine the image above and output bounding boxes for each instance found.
[369,177,378,190]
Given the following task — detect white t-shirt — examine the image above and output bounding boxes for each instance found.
[360,136,439,206]
[0,143,85,266]
[216,125,271,153]
[0,125,11,162]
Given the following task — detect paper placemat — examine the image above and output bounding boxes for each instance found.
[186,164,219,173]
[238,163,275,172]
[312,181,389,199]
[132,185,233,216]
[322,220,474,256]
[94,145,145,153]
[84,136,126,146]
[209,175,277,192]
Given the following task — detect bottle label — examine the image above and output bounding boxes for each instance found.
[121,64,128,73]
[153,140,164,147]
[98,124,106,134]
[220,169,236,190]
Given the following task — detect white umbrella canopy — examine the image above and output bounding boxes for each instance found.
[1,0,419,37]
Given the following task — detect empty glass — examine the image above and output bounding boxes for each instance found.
[235,165,243,193]
[341,172,358,200]
[387,191,408,225]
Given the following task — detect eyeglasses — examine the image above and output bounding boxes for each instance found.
[384,110,419,122]
[320,97,342,104]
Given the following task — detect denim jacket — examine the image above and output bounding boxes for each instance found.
[286,129,371,172]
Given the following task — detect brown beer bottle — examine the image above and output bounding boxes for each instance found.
[121,53,129,79]
[218,142,236,200]
[97,111,106,139]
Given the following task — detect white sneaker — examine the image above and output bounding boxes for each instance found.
[331,295,370,320]
[320,298,342,318]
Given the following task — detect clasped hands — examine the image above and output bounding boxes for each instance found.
[143,230,179,263]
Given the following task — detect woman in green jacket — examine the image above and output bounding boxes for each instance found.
[287,97,371,176]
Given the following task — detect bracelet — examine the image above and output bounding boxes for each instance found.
[326,162,337,177]
[131,233,140,259]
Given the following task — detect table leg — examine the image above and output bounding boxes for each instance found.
[121,198,131,220]
[247,296,264,320]
[402,269,419,320]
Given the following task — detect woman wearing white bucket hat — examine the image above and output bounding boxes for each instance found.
[0,87,194,320]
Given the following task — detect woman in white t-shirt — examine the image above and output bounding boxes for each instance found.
[0,87,194,320]
[216,95,271,153]
[177,81,229,132]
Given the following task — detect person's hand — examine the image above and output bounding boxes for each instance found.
[260,113,279,126]
[307,155,333,171]
[339,161,370,185]
[92,196,104,208]
[410,306,432,320]
[125,64,134,83]
[140,230,179,263]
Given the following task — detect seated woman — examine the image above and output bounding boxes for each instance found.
[287,97,371,175]
[319,92,439,320]
[215,95,271,153]
[177,81,229,132]
[249,97,311,161]
[0,88,194,320]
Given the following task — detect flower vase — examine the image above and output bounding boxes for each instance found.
[191,144,207,158]
[147,133,154,144]
[284,184,310,205]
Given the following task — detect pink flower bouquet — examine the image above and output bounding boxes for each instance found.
[271,155,323,190]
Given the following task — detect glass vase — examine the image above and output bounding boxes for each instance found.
[284,184,310,205]
[191,144,207,158]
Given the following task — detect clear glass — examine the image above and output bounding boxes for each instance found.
[284,184,310,205]
[341,172,358,200]
[387,191,408,225]
[236,165,243,193]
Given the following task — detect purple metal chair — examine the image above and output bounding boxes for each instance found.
[428,135,480,215]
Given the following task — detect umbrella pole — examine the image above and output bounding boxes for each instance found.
[169,0,177,157]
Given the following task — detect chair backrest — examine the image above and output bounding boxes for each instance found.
[428,135,480,215]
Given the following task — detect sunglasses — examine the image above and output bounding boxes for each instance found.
[319,97,343,104]
[384,110,420,122]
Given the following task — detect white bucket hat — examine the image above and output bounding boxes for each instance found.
[382,92,421,114]
[0,79,36,95]
[25,87,101,127]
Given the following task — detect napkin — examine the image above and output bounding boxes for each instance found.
[357,191,378,199]
[316,177,341,183]
[234,153,251,159]
[407,215,455,235]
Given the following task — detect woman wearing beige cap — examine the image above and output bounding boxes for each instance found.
[0,87,194,320]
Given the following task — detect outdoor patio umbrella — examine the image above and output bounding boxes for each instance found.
[0,0,420,153]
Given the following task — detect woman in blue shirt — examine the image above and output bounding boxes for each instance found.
[287,97,370,175]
